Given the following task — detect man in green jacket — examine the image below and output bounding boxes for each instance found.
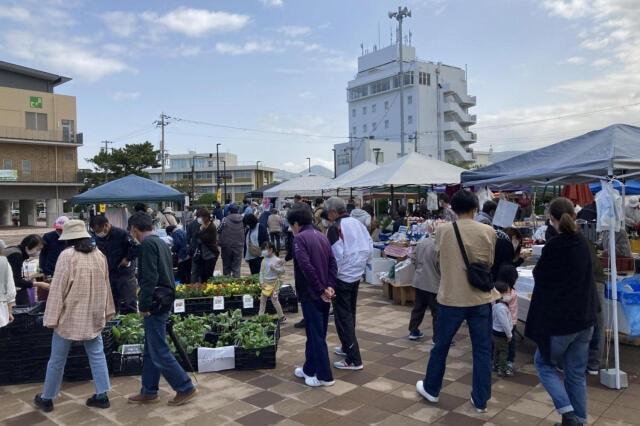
[126,212,197,406]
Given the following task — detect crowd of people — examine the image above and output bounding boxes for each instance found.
[0,190,611,425]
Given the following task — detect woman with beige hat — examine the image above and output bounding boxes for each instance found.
[34,220,115,413]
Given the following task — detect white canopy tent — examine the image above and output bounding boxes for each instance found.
[321,161,379,191]
[263,174,331,199]
[345,152,465,188]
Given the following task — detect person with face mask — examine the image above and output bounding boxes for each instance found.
[504,228,526,267]
[4,234,48,306]
[258,241,285,320]
[91,215,138,314]
[193,208,219,283]
[39,216,69,277]
[243,213,269,275]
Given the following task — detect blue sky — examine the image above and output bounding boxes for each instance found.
[1,0,638,171]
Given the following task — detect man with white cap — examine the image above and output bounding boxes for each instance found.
[39,216,70,277]
[625,196,640,230]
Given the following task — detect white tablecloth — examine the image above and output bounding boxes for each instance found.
[515,267,535,322]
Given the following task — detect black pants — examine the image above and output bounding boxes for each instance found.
[176,258,192,284]
[270,232,281,255]
[247,257,262,275]
[508,325,516,363]
[221,247,242,277]
[196,257,217,283]
[333,279,362,365]
[111,273,138,314]
[409,289,438,341]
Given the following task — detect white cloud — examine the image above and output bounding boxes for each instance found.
[0,5,31,22]
[2,30,134,82]
[592,58,612,67]
[564,56,586,64]
[542,0,592,19]
[140,7,250,37]
[101,11,138,38]
[111,91,140,101]
[215,40,281,55]
[259,0,284,7]
[277,25,311,37]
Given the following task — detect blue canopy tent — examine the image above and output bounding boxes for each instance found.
[461,123,640,390]
[590,180,640,195]
[70,174,185,205]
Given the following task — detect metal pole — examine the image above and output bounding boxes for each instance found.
[216,144,221,201]
[332,149,336,178]
[160,112,165,184]
[222,160,227,203]
[306,157,311,173]
[191,156,195,204]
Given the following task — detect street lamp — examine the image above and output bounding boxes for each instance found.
[216,143,221,201]
[389,6,411,157]
[221,160,228,204]
[191,153,213,204]
[306,157,311,174]
[256,161,262,191]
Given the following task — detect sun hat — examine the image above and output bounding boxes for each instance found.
[163,206,174,214]
[629,197,639,208]
[53,215,70,230]
[59,220,91,241]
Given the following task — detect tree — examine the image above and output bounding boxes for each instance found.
[195,193,216,206]
[81,141,160,191]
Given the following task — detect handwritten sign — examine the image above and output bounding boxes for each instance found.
[173,299,185,313]
[121,344,142,355]
[213,296,225,311]
[197,346,235,372]
[243,294,254,309]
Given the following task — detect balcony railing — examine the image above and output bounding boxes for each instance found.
[0,125,82,144]
[0,169,84,184]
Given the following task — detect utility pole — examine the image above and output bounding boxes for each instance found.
[256,161,262,191]
[154,113,169,184]
[222,160,228,203]
[100,140,113,183]
[306,157,311,174]
[216,143,221,202]
[389,6,411,157]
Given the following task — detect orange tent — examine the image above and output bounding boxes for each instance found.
[561,184,594,206]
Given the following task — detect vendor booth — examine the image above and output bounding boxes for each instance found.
[463,123,640,390]
[263,173,331,203]
[70,174,186,205]
[320,161,378,196]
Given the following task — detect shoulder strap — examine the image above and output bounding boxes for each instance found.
[452,222,471,268]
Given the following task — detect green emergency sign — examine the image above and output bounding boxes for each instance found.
[29,96,43,108]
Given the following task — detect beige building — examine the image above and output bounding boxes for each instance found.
[0,61,82,226]
[146,152,276,203]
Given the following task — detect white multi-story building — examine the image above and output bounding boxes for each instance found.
[338,43,476,175]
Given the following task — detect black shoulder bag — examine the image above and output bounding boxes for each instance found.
[452,222,494,292]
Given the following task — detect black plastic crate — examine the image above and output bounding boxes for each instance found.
[110,352,143,376]
[182,297,215,315]
[234,345,277,370]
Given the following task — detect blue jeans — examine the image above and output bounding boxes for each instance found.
[141,312,194,395]
[42,332,111,400]
[534,327,593,423]
[301,299,333,382]
[422,303,493,409]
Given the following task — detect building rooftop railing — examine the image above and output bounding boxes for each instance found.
[0,125,82,144]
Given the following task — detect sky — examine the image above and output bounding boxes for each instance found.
[0,0,639,172]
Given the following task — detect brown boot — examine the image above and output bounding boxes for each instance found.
[167,388,197,406]
[128,393,159,404]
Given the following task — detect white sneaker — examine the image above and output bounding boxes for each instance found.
[415,380,438,403]
[304,376,335,387]
[470,396,487,414]
[318,379,335,387]
[334,347,347,357]
[294,367,310,379]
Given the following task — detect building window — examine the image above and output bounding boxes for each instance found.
[372,104,376,113]
[362,106,367,115]
[362,124,367,133]
[3,159,12,170]
[61,119,74,142]
[384,101,389,110]
[419,71,426,85]
[408,115,413,125]
[351,108,356,118]
[384,120,389,129]
[372,123,377,131]
[407,95,413,105]
[22,159,31,175]
[352,126,357,135]
[427,73,431,86]
[25,112,48,131]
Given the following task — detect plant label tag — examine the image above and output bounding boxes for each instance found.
[173,299,185,313]
[243,294,254,309]
[121,344,142,355]
[213,296,225,310]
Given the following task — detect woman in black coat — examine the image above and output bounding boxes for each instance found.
[4,234,48,306]
[243,214,269,275]
[524,197,598,426]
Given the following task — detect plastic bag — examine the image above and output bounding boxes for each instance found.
[427,192,438,211]
[595,180,624,233]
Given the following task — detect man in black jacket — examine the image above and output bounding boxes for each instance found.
[127,212,197,406]
[91,215,138,313]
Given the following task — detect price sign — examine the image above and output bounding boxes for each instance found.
[242,294,254,309]
[121,344,142,355]
[173,299,185,313]
[213,296,225,310]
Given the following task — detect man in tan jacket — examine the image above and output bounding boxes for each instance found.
[416,190,499,414]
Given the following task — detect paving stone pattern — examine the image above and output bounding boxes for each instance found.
[2,261,640,425]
